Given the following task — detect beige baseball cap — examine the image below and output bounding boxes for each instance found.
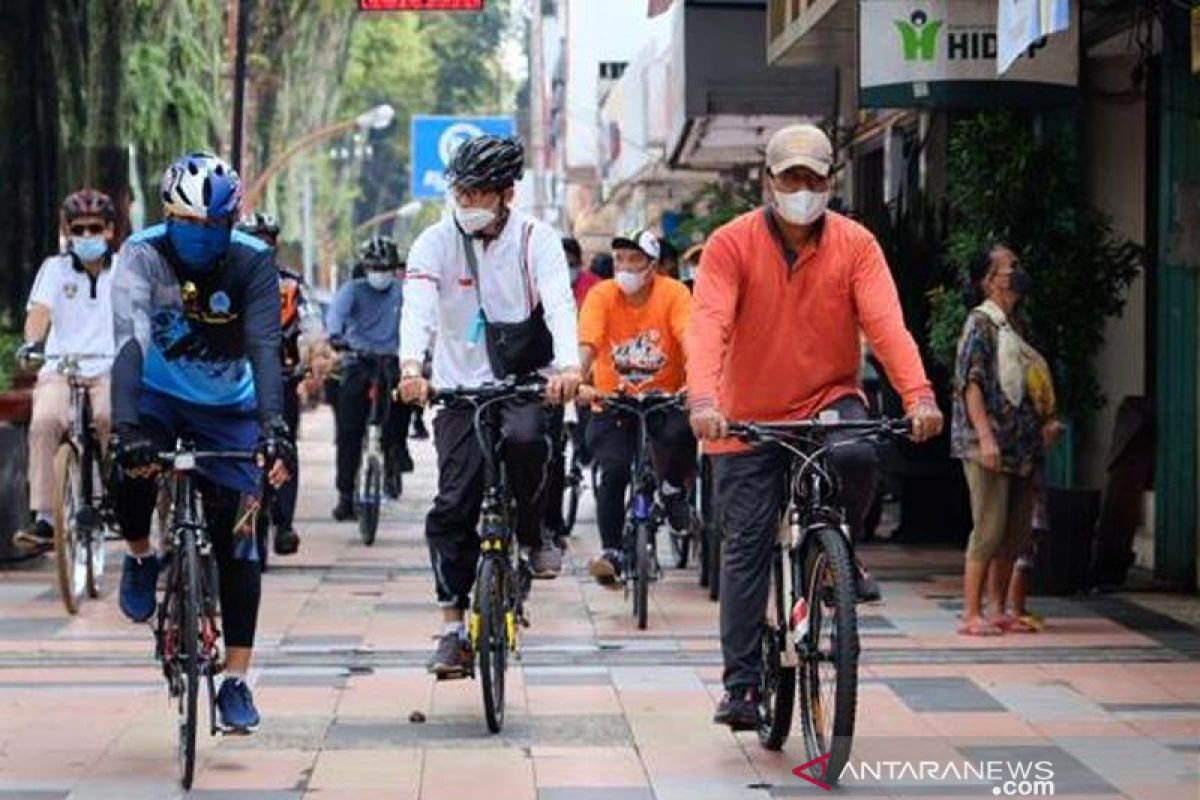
[765,124,833,178]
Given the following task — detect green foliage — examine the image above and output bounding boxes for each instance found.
[419,1,513,115]
[674,176,761,247]
[926,110,1142,428]
[0,330,22,393]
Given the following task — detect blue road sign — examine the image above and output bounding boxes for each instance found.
[409,115,517,200]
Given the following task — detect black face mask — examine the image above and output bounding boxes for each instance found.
[1009,267,1033,297]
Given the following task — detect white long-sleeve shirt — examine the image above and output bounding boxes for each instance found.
[401,209,580,388]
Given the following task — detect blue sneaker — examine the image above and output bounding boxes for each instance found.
[119,553,159,623]
[216,677,260,733]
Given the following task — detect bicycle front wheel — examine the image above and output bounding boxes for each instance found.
[177,529,201,790]
[634,521,651,630]
[52,443,86,614]
[476,557,508,733]
[358,455,381,546]
[797,526,859,786]
[563,465,581,537]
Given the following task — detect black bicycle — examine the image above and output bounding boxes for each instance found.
[355,353,396,547]
[429,378,545,733]
[151,442,255,789]
[595,391,689,630]
[729,417,909,783]
[23,351,115,614]
[560,418,584,537]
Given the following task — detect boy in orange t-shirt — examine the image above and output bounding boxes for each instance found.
[577,230,696,583]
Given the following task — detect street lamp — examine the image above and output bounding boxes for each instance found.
[354,200,424,235]
[243,103,395,212]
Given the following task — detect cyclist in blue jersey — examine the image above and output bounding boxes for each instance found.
[109,153,294,734]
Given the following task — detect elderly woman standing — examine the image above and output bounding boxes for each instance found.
[952,243,1061,636]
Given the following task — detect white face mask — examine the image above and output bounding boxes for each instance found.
[454,202,497,234]
[775,189,830,226]
[366,271,394,291]
[615,270,648,295]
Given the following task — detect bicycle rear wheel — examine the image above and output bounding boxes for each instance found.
[634,521,651,630]
[476,557,508,733]
[52,443,86,614]
[177,528,201,790]
[358,455,381,546]
[757,546,795,750]
[797,526,859,786]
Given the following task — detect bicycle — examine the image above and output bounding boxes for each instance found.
[594,391,689,630]
[354,353,396,547]
[428,378,545,733]
[728,415,909,783]
[150,442,256,789]
[24,351,115,614]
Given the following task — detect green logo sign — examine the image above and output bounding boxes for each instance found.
[895,10,943,61]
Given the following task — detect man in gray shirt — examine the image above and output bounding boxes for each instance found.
[326,236,411,520]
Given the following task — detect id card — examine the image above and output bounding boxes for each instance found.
[468,308,486,345]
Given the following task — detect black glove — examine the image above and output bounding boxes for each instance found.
[255,416,297,476]
[15,340,44,372]
[112,424,158,473]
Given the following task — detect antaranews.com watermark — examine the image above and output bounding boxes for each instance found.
[794,753,1056,795]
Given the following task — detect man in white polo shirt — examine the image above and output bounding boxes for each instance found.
[13,189,118,552]
[398,135,581,678]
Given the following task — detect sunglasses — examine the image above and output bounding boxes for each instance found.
[69,223,106,236]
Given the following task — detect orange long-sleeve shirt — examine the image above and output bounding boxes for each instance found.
[687,208,932,453]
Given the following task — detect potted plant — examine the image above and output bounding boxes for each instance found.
[926,110,1142,594]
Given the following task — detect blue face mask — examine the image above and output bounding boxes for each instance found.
[71,235,108,263]
[167,219,232,270]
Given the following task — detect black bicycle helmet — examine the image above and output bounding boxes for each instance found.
[237,211,280,238]
[445,135,525,191]
[357,235,401,270]
[62,188,116,224]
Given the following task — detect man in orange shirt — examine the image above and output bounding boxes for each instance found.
[688,124,944,730]
[578,230,696,583]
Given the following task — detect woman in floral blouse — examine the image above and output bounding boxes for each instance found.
[951,243,1062,636]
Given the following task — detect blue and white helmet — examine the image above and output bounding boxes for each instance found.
[160,152,242,221]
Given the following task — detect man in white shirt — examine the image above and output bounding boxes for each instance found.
[398,136,582,678]
[13,189,118,551]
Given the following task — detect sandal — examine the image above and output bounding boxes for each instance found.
[991,614,1038,633]
[957,619,1003,636]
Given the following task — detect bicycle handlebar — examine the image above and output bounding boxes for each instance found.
[153,449,257,470]
[429,379,548,406]
[594,390,686,413]
[728,417,912,443]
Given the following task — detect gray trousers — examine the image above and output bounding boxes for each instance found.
[714,396,877,692]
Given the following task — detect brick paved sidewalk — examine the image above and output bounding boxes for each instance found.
[0,407,1196,799]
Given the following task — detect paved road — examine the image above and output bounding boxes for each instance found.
[0,407,1197,799]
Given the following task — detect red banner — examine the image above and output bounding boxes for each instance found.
[357,0,484,10]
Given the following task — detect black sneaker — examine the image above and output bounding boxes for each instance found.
[332,495,357,522]
[587,549,623,585]
[713,687,761,731]
[385,467,403,500]
[856,562,882,603]
[661,486,692,532]
[274,526,300,556]
[12,520,54,552]
[427,632,473,678]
